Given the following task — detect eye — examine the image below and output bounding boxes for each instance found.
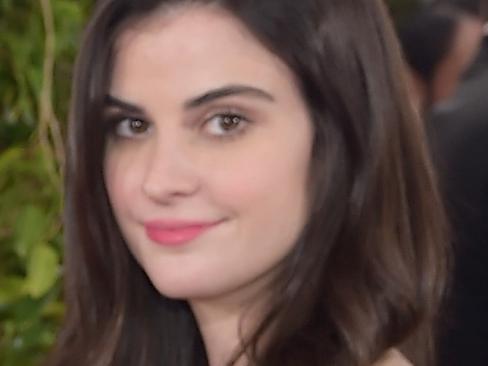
[113,117,151,138]
[204,113,249,137]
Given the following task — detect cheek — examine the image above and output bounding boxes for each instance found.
[208,136,312,228]
[103,147,142,215]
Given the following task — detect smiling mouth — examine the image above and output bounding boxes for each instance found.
[143,219,224,246]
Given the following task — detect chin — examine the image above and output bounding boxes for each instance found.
[145,270,225,301]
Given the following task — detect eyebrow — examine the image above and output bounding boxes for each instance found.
[105,84,275,114]
[184,84,275,108]
[105,95,145,114]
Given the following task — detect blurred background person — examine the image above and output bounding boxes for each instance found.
[428,0,488,365]
[398,3,483,113]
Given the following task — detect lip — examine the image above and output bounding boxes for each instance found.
[144,219,224,246]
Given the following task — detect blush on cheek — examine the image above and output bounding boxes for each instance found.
[104,153,136,215]
[211,164,270,205]
[214,151,306,211]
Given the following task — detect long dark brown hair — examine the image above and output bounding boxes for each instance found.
[48,0,448,365]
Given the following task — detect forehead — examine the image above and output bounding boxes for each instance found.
[110,4,297,102]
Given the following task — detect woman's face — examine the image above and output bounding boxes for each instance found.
[104,5,313,304]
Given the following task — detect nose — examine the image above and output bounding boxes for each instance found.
[142,137,200,204]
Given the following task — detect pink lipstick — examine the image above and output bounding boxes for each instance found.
[144,219,222,246]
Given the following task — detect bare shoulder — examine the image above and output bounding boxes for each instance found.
[373,349,413,366]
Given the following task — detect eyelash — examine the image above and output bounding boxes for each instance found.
[105,110,251,141]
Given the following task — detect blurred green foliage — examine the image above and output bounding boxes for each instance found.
[0,0,91,364]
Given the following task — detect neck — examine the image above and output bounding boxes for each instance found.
[190,299,250,366]
[189,280,272,366]
[188,269,278,365]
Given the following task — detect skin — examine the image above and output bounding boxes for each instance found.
[374,350,412,366]
[103,4,313,365]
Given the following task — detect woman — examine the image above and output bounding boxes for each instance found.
[48,0,448,365]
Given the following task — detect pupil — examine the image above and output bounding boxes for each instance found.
[222,115,239,130]
[131,119,144,131]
